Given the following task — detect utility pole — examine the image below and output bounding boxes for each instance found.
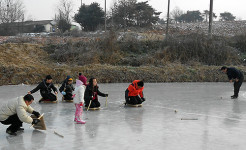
[166,0,170,39]
[208,0,213,36]
[81,0,82,7]
[111,8,114,29]
[105,0,106,31]
[124,0,126,32]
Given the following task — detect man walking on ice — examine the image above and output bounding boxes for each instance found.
[221,66,244,99]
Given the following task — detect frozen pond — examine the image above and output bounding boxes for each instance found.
[1,82,246,150]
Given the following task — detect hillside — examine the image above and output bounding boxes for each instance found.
[0,25,246,85]
[0,42,243,85]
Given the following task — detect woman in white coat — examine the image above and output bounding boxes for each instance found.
[73,79,86,124]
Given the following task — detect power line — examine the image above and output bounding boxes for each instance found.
[105,0,107,31]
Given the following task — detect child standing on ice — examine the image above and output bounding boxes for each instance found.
[73,79,86,124]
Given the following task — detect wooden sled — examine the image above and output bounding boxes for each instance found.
[126,103,143,107]
[30,115,46,130]
[39,98,58,103]
[64,100,73,103]
[85,107,100,110]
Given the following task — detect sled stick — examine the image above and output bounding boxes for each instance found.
[87,100,92,111]
[54,130,64,138]
[55,93,58,101]
[44,129,64,138]
[105,96,108,107]
[30,113,44,128]
[181,118,198,120]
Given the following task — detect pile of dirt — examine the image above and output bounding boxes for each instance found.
[0,43,54,85]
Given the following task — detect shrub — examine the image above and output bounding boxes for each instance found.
[161,33,241,65]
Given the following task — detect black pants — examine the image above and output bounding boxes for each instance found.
[125,89,129,102]
[85,100,100,108]
[127,96,142,105]
[234,75,244,97]
[41,93,57,101]
[125,89,142,105]
[64,93,73,100]
[0,114,23,132]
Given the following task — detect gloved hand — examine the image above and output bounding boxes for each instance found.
[141,97,145,102]
[32,111,40,118]
[79,102,84,107]
[105,94,109,97]
[61,91,66,95]
[32,119,40,125]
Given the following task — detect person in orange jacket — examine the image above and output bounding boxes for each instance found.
[125,80,145,105]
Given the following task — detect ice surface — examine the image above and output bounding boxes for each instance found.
[0,83,246,150]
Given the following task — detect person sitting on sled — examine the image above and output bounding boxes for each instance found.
[125,80,145,105]
[59,77,74,100]
[28,75,58,102]
[84,78,108,108]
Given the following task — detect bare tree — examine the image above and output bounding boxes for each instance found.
[170,7,183,24]
[54,0,73,33]
[0,0,25,24]
[57,0,73,22]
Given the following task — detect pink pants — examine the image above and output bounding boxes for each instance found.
[75,103,83,120]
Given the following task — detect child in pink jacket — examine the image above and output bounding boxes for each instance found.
[73,80,86,124]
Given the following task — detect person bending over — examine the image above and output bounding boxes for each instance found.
[125,80,145,105]
[0,94,41,136]
[221,66,244,99]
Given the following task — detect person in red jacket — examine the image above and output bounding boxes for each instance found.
[125,80,145,105]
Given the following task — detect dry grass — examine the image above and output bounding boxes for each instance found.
[0,32,246,85]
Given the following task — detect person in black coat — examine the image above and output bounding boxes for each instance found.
[28,75,58,102]
[59,75,71,92]
[84,78,108,108]
[59,77,74,100]
[221,66,244,99]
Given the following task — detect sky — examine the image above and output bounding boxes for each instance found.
[22,0,246,21]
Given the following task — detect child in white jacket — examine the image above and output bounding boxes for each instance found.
[73,79,86,124]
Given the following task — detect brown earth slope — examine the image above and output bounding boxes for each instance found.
[0,43,244,85]
[0,43,54,85]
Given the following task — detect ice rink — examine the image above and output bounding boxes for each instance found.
[0,82,246,150]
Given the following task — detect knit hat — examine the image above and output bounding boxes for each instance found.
[66,75,71,80]
[76,79,83,87]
